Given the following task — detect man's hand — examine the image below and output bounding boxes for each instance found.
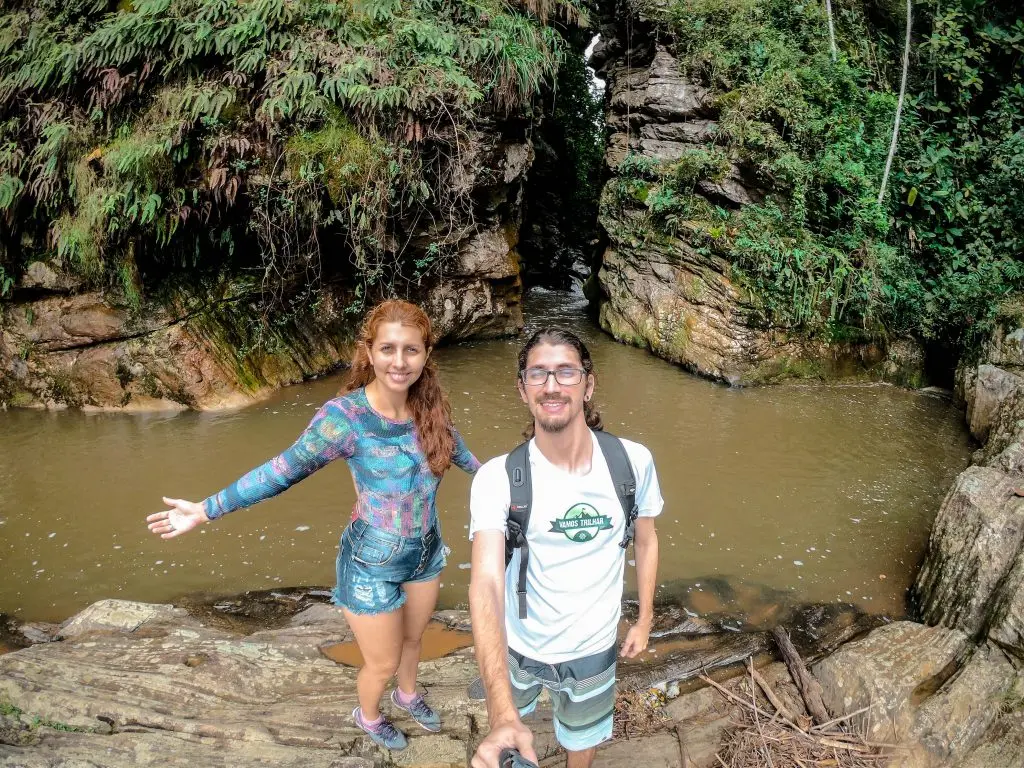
[471,718,536,768]
[620,619,652,658]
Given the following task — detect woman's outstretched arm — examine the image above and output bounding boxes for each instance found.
[451,426,481,474]
[147,400,355,538]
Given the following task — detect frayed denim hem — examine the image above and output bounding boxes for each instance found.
[332,588,407,616]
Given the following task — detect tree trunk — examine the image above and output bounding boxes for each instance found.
[878,0,913,205]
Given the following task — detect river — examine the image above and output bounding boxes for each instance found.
[0,289,973,624]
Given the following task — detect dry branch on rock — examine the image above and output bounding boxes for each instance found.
[699,663,890,768]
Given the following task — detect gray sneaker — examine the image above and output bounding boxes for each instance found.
[353,707,408,750]
[390,689,442,732]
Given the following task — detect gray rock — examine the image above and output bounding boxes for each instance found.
[812,622,1014,765]
[17,262,83,293]
[953,711,1024,768]
[57,599,192,640]
[642,48,713,121]
[813,622,971,742]
[911,643,1015,762]
[0,600,483,767]
[15,623,59,645]
[987,540,1024,652]
[968,365,1024,443]
[912,468,1024,639]
[639,120,719,144]
[983,323,1024,372]
[0,732,376,767]
[696,167,757,207]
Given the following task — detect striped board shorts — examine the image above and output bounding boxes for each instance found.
[508,644,617,751]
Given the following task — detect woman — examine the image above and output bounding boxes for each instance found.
[146,299,479,751]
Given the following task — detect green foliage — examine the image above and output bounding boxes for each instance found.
[619,0,1024,350]
[648,0,898,331]
[891,1,1024,348]
[0,264,12,296]
[0,0,577,312]
[550,39,605,244]
[0,696,95,733]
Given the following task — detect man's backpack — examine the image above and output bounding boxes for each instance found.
[503,429,639,619]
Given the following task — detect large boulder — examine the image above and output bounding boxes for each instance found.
[915,353,1024,655]
[813,622,1014,767]
[912,467,1024,640]
[966,365,1024,444]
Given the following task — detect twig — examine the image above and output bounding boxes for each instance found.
[811,704,877,732]
[750,660,808,731]
[749,670,774,768]
[699,673,754,710]
[771,626,831,725]
[816,737,875,754]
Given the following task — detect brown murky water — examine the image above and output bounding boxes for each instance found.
[0,289,972,623]
[320,622,474,666]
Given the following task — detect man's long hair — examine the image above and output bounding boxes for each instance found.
[341,299,455,476]
[517,327,603,439]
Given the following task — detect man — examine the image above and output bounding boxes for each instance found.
[468,328,663,768]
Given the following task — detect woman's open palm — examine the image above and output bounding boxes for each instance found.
[146,497,207,539]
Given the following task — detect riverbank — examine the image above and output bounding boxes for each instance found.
[1,596,1021,767]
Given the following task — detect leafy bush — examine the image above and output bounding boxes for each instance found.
[0,0,582,311]
[616,0,1023,352]
[892,1,1024,348]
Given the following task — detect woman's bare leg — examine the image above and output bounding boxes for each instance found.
[344,607,404,719]
[395,577,441,695]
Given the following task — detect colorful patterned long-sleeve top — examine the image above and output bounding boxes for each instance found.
[202,387,480,537]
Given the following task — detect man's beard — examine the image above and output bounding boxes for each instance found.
[534,396,575,434]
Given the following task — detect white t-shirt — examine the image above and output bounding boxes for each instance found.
[469,431,663,664]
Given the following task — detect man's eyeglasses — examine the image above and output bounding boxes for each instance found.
[520,367,586,386]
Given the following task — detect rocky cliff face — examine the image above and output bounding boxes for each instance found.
[589,9,922,386]
[0,128,529,411]
[913,314,1024,655]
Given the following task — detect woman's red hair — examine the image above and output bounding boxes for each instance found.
[341,300,455,476]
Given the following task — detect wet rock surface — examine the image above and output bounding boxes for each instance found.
[912,467,1024,639]
[1,599,1020,767]
[814,622,1019,768]
[0,599,479,767]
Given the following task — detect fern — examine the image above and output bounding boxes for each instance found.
[0,0,573,307]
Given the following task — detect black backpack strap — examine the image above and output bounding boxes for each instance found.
[593,430,639,549]
[504,442,532,620]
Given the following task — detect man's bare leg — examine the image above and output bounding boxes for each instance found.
[566,747,596,768]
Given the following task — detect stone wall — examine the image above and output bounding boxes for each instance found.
[0,129,529,411]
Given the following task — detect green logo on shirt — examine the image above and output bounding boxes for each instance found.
[549,503,613,542]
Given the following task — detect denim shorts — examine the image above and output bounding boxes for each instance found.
[333,517,448,616]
